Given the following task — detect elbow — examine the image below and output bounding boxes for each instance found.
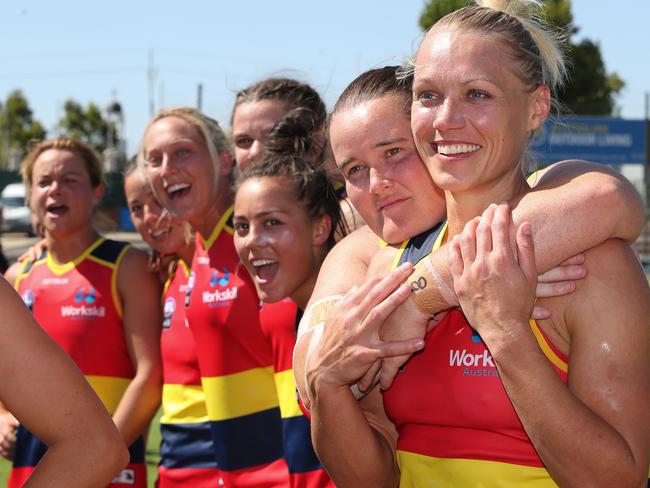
[87,423,130,480]
[104,434,130,478]
[599,175,645,243]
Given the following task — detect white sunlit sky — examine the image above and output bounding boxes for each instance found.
[0,0,648,154]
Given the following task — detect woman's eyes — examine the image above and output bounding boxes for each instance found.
[264,219,282,227]
[233,219,281,234]
[233,222,249,234]
[415,89,490,102]
[145,148,190,165]
[468,89,489,100]
[235,137,253,149]
[346,164,365,177]
[146,154,162,166]
[415,91,437,103]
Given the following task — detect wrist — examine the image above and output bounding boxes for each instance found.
[479,318,536,360]
[409,256,458,315]
[308,368,352,404]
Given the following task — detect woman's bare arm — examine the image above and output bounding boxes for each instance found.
[451,206,650,486]
[112,247,163,446]
[0,276,128,486]
[294,226,380,403]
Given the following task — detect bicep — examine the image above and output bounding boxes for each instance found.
[0,278,108,445]
[118,249,162,369]
[566,240,650,463]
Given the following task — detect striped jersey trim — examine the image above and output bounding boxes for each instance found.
[201,206,234,250]
[274,369,303,419]
[396,450,558,487]
[530,320,568,373]
[161,384,209,424]
[85,375,131,415]
[45,237,106,275]
[201,366,279,421]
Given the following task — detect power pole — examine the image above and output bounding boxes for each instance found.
[148,50,156,117]
[197,84,203,110]
[645,92,649,214]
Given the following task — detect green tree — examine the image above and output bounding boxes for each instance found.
[0,90,47,169]
[417,0,624,116]
[57,99,117,154]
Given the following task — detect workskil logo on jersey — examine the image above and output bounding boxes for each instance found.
[202,268,237,306]
[61,286,106,318]
[449,329,499,377]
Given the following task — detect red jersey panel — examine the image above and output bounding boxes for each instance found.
[184,207,289,486]
[260,300,334,488]
[158,260,220,487]
[383,222,568,486]
[10,238,146,488]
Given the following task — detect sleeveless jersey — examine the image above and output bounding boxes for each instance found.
[184,207,289,487]
[10,238,146,488]
[260,299,334,488]
[158,259,220,487]
[383,223,569,486]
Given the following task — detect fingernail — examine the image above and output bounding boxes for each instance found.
[399,262,413,272]
[415,339,425,349]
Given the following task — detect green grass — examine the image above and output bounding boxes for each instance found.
[0,408,162,487]
[0,455,9,485]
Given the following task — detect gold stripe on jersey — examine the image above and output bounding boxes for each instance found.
[85,375,131,415]
[202,366,279,421]
[109,244,129,319]
[396,450,558,487]
[14,258,44,289]
[390,239,410,271]
[160,384,210,424]
[530,320,568,373]
[201,206,234,250]
[162,260,190,296]
[45,237,106,275]
[274,369,303,419]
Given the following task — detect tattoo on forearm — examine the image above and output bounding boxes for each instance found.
[410,276,428,292]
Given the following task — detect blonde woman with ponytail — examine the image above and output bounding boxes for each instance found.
[304,1,650,486]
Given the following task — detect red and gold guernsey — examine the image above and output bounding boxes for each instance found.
[9,237,146,488]
[185,207,290,487]
[158,259,220,487]
[382,223,569,487]
[259,299,334,488]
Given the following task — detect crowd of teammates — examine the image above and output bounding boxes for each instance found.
[0,0,648,486]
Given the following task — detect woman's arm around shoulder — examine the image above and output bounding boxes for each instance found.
[294,225,380,401]
[0,276,128,486]
[114,246,163,446]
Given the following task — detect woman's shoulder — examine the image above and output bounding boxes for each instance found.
[309,225,381,304]
[541,239,648,348]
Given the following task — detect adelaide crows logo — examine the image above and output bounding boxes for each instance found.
[75,287,96,304]
[209,268,230,288]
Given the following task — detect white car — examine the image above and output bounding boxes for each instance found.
[1,182,35,235]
